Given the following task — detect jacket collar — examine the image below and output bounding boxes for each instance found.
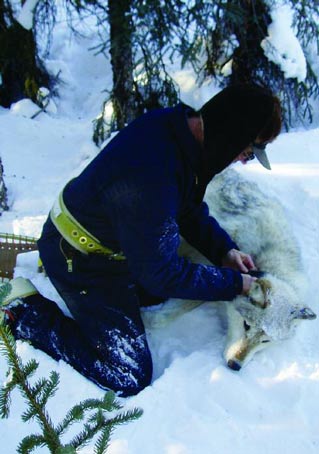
[168,103,204,179]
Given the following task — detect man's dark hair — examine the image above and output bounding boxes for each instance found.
[258,96,282,143]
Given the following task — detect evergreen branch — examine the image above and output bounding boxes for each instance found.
[37,371,59,407]
[87,408,104,426]
[56,394,121,439]
[21,406,38,423]
[55,445,77,454]
[94,425,112,454]
[0,325,16,363]
[100,390,122,411]
[68,420,104,449]
[56,404,85,436]
[0,326,62,452]
[30,377,49,398]
[0,376,15,418]
[92,407,142,454]
[75,397,107,409]
[55,398,106,436]
[102,408,144,427]
[23,359,40,379]
[69,404,117,448]
[17,433,46,454]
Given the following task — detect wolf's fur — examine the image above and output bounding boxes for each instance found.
[141,169,316,369]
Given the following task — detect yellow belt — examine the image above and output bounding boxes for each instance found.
[50,191,126,261]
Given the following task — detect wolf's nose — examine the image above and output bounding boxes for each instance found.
[227,359,242,371]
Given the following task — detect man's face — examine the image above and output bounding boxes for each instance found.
[233,144,255,165]
[233,138,267,166]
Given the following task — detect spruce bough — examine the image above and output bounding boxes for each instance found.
[0,283,143,453]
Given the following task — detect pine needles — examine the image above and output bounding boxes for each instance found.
[0,283,143,453]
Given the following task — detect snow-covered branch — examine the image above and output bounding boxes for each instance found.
[261,2,307,82]
[17,0,41,30]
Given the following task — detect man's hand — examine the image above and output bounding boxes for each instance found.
[222,248,256,273]
[241,273,257,295]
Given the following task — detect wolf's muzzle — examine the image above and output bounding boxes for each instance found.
[227,359,242,371]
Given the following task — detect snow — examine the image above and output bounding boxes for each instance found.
[261,1,307,82]
[1,12,319,454]
[17,0,40,30]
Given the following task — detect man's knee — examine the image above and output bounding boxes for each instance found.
[90,330,153,397]
[94,347,153,397]
[120,357,153,397]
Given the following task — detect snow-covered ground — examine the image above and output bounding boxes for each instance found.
[1,15,319,454]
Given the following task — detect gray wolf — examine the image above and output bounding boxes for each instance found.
[142,168,316,370]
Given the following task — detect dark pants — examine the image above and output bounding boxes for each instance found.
[11,218,160,397]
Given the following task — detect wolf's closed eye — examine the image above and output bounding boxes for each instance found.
[243,320,251,331]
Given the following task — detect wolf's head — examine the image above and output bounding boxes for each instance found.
[224,277,316,371]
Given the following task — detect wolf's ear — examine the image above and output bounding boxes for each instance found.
[291,307,317,320]
[248,278,272,309]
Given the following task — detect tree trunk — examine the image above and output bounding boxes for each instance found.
[0,158,8,214]
[230,0,270,85]
[0,0,50,107]
[108,0,136,130]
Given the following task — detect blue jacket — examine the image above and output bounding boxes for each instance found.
[62,104,243,301]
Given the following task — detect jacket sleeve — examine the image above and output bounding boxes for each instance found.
[178,201,239,266]
[105,176,242,302]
